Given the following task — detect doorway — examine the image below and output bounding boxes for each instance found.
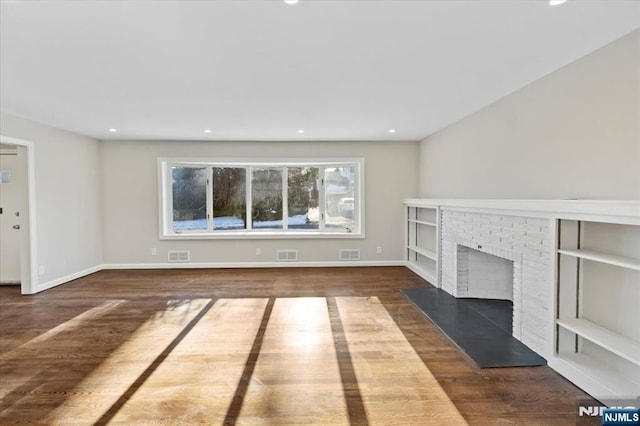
[0,136,37,294]
[0,143,26,284]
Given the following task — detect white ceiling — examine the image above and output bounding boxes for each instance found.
[1,0,638,142]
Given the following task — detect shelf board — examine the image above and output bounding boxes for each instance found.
[552,353,640,399]
[558,249,640,271]
[406,262,437,285]
[408,245,437,261]
[556,318,640,366]
[408,219,437,227]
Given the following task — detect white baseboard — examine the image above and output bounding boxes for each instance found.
[36,264,104,293]
[103,260,405,270]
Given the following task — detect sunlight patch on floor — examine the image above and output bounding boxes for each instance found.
[336,296,467,425]
[107,298,269,424]
[0,299,129,409]
[45,298,213,424]
[0,299,126,362]
[237,297,349,424]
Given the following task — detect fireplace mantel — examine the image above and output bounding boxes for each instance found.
[404,198,639,404]
[404,199,640,224]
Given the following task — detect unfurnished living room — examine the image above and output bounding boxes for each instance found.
[0,0,639,424]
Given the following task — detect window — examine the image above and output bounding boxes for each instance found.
[288,167,319,230]
[159,159,363,238]
[171,166,207,231]
[212,167,246,230]
[252,168,283,230]
[325,166,357,231]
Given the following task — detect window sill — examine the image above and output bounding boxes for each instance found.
[159,230,365,240]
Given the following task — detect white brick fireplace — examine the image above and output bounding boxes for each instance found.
[441,210,553,356]
[405,199,640,403]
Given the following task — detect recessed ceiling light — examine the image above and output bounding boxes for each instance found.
[388,129,396,133]
[549,0,567,6]
[284,0,299,4]
[204,129,212,133]
[108,128,117,133]
[297,129,305,134]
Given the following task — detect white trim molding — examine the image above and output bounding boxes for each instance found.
[35,264,103,293]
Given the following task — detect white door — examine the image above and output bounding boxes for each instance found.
[0,145,27,284]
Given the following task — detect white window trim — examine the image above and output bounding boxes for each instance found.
[158,158,365,240]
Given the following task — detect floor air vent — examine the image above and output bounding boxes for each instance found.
[339,249,360,261]
[277,250,298,261]
[168,250,190,263]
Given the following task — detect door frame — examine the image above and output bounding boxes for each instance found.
[0,135,38,294]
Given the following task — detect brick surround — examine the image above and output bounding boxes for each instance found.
[440,210,554,357]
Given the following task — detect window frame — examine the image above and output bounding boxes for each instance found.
[158,158,365,239]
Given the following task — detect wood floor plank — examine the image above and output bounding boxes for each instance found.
[0,267,599,425]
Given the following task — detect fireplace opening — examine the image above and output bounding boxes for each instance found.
[457,246,514,301]
[456,244,521,339]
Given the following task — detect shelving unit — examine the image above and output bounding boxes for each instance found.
[405,201,439,285]
[555,219,640,401]
[401,199,640,403]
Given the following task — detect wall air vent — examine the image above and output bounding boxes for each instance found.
[168,250,190,263]
[339,249,360,261]
[277,250,298,261]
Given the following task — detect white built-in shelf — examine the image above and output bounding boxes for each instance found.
[553,353,640,398]
[407,219,437,227]
[558,249,640,271]
[556,318,640,366]
[408,245,437,261]
[405,203,440,286]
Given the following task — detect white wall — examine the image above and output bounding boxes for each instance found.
[101,140,418,266]
[418,29,640,199]
[0,112,103,292]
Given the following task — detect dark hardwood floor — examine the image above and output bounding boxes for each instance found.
[0,267,597,424]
